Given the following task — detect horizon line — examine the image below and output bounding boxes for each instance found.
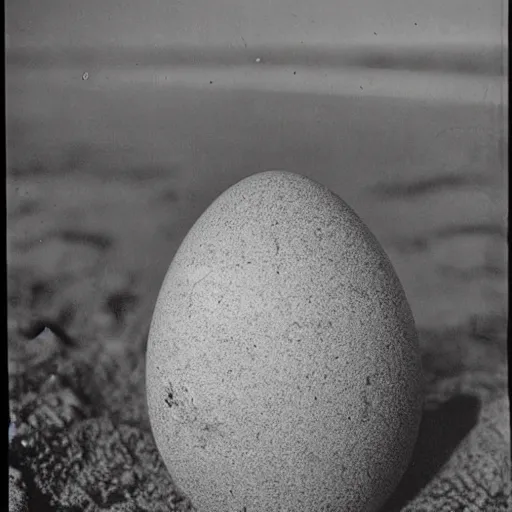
[6,42,506,77]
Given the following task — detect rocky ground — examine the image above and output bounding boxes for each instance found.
[7,80,510,510]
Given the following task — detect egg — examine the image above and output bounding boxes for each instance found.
[146,170,423,512]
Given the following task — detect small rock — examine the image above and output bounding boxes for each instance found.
[9,422,17,444]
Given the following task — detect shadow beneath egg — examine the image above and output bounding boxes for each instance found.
[381,393,481,511]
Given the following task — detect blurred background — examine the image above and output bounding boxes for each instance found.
[6,0,508,332]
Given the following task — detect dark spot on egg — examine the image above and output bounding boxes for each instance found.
[165,383,178,409]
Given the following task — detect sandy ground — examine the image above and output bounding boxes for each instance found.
[7,67,510,510]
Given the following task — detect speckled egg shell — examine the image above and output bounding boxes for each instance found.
[146,170,423,512]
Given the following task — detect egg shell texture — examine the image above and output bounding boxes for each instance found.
[146,170,423,512]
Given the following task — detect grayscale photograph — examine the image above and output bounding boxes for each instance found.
[6,0,509,510]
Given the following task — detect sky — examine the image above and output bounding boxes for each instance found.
[6,0,506,49]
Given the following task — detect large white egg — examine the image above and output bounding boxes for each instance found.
[146,170,423,512]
